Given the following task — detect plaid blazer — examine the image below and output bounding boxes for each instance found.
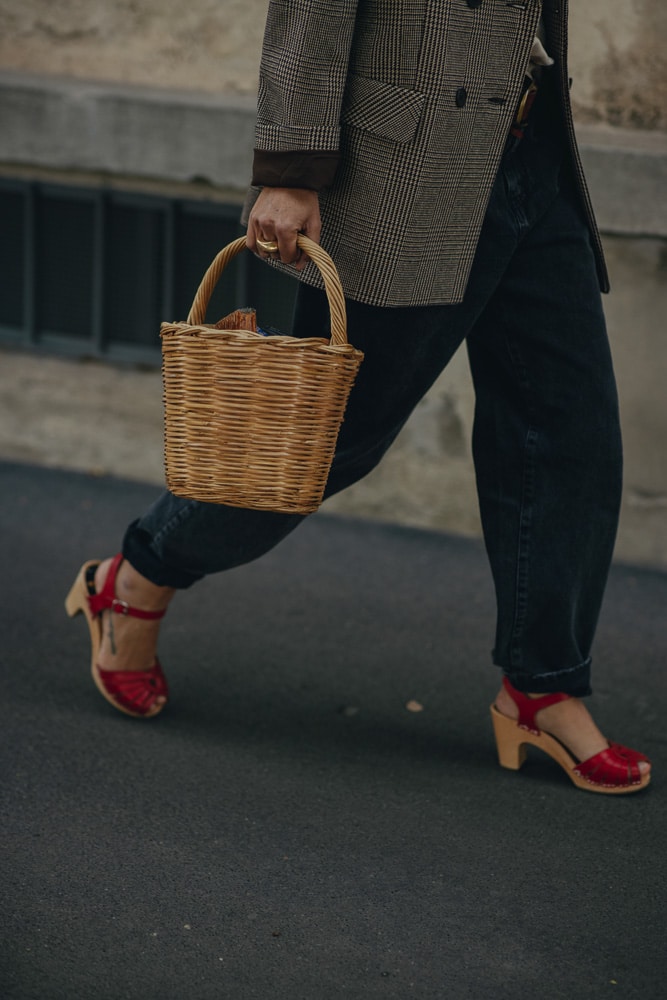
[252,0,607,307]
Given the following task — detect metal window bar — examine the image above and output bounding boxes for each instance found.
[0,178,298,366]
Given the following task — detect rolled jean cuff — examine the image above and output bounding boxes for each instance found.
[122,518,206,589]
[500,657,592,698]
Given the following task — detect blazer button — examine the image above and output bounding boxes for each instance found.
[466,0,483,8]
[455,87,468,108]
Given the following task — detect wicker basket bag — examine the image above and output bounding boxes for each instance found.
[161,234,364,514]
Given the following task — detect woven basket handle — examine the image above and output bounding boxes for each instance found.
[186,234,348,347]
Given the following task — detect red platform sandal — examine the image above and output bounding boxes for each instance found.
[65,553,169,718]
[491,677,650,794]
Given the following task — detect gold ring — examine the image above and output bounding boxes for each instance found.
[256,238,279,253]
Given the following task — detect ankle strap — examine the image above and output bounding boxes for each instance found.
[502,676,570,734]
[88,553,167,621]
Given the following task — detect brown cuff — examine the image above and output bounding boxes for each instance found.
[251,149,341,191]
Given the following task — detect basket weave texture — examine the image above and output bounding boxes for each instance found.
[161,235,363,514]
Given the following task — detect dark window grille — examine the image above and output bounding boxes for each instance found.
[36,187,97,342]
[0,179,299,365]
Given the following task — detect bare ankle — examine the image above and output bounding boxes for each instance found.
[95,557,175,611]
[116,563,175,610]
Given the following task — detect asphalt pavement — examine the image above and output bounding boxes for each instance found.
[1,459,665,1000]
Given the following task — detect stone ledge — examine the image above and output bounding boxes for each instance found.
[577,125,667,237]
[0,70,256,190]
[0,70,666,234]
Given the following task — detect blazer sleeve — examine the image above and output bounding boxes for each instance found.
[252,0,360,188]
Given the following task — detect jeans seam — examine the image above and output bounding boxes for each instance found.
[510,425,537,669]
[151,497,202,550]
[504,333,537,672]
[528,656,592,681]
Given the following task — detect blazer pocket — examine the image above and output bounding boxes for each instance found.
[341,74,425,144]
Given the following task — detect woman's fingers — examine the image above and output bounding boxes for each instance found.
[247,188,322,270]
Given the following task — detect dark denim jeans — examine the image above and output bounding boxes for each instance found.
[124,93,622,696]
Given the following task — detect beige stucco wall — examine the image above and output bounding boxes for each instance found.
[569,0,667,130]
[0,0,264,94]
[0,0,665,132]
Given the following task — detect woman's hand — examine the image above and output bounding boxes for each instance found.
[247,187,321,270]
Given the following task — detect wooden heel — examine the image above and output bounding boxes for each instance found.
[490,705,528,771]
[64,573,85,618]
[64,561,97,619]
[64,591,79,618]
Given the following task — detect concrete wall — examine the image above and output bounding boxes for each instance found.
[0,0,264,95]
[0,0,665,568]
[569,0,667,130]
